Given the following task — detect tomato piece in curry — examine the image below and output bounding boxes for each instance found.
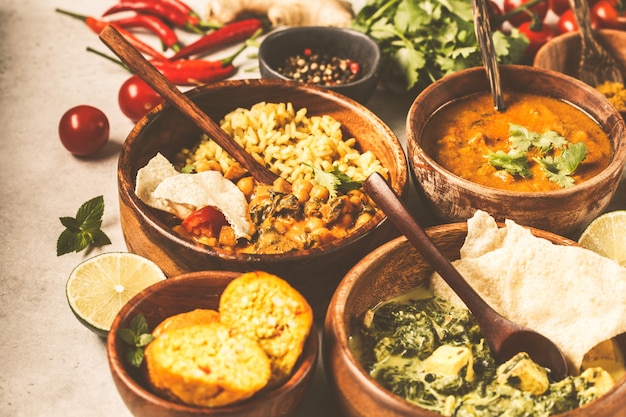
[421,92,612,192]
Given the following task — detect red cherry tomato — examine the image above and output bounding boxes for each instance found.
[118,75,163,123]
[58,105,109,156]
[182,206,228,238]
[518,20,555,60]
[591,0,626,30]
[503,0,549,27]
[549,0,571,15]
[556,8,600,33]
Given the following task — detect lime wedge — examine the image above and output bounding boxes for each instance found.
[66,252,166,337]
[578,210,626,267]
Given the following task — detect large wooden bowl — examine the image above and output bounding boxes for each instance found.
[107,270,319,417]
[405,65,626,238]
[118,78,408,317]
[534,29,626,118]
[323,223,626,417]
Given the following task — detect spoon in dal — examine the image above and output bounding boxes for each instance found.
[472,0,506,112]
[99,25,280,186]
[363,173,570,381]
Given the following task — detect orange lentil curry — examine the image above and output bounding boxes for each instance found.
[421,92,612,192]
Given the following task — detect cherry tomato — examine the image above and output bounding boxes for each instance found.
[118,75,163,123]
[556,8,600,33]
[591,0,626,30]
[549,0,571,15]
[182,206,228,238]
[518,20,555,60]
[58,105,109,156]
[503,0,549,27]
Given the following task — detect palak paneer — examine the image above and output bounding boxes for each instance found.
[421,92,612,192]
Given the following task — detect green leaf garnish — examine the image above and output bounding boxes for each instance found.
[305,163,363,197]
[487,149,532,178]
[534,142,588,188]
[118,313,154,368]
[56,195,111,256]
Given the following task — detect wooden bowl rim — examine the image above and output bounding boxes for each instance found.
[406,65,626,197]
[106,270,320,414]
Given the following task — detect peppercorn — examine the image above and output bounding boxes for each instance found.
[277,49,361,87]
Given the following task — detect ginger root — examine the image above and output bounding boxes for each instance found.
[205,0,354,27]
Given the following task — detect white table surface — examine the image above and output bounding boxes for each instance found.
[1,1,624,416]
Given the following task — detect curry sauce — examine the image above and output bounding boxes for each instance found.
[422,92,612,192]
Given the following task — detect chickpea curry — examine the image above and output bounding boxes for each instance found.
[421,92,612,192]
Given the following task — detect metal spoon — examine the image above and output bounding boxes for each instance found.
[472,0,506,111]
[363,173,570,380]
[99,25,280,185]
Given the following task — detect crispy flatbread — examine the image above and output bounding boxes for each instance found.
[431,210,626,369]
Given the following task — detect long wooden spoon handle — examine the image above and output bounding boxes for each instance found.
[99,25,279,185]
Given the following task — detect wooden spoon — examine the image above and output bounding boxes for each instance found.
[99,25,280,185]
[363,172,570,380]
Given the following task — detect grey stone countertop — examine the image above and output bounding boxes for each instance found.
[1,0,623,416]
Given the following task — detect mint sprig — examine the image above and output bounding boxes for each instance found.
[117,314,154,368]
[56,195,111,256]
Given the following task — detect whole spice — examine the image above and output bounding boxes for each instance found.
[169,18,265,61]
[110,14,183,52]
[276,48,362,86]
[102,1,203,33]
[153,0,218,29]
[55,8,167,60]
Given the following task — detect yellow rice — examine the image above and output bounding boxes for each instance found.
[177,102,388,184]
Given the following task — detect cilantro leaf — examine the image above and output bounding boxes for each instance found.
[56,195,111,256]
[487,150,532,178]
[534,142,588,188]
[305,163,364,197]
[118,313,154,368]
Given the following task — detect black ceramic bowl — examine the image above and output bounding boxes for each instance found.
[258,26,381,103]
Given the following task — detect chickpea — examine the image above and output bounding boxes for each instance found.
[336,212,355,228]
[310,226,334,245]
[310,184,330,202]
[292,179,313,204]
[355,212,374,228]
[236,176,255,198]
[347,189,367,207]
[273,177,292,194]
[304,216,326,232]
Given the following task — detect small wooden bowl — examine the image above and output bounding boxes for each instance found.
[258,26,381,104]
[323,223,626,417]
[405,65,626,238]
[118,78,408,317]
[107,270,319,417]
[534,29,626,118]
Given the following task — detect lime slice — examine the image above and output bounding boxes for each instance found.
[578,210,626,267]
[66,252,166,337]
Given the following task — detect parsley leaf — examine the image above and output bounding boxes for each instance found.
[118,314,154,368]
[534,142,588,188]
[305,163,363,197]
[56,195,111,256]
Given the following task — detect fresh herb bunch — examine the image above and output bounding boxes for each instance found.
[56,195,112,256]
[118,313,154,368]
[487,123,588,188]
[351,0,528,91]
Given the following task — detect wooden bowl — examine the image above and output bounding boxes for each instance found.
[323,223,626,417]
[405,65,626,238]
[258,26,381,104]
[118,78,408,318]
[534,29,626,118]
[107,270,319,417]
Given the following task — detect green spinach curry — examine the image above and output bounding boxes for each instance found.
[350,287,616,417]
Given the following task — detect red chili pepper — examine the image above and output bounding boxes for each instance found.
[102,1,202,33]
[110,14,183,52]
[55,8,167,60]
[169,18,264,61]
[149,58,235,85]
[349,61,360,75]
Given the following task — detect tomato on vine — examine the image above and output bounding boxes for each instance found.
[118,75,164,123]
[503,0,549,27]
[58,105,109,156]
[591,0,626,30]
[518,18,554,60]
[549,0,571,15]
[556,7,600,33]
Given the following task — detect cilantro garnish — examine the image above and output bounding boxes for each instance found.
[56,195,111,256]
[305,163,363,197]
[117,313,154,368]
[487,124,588,188]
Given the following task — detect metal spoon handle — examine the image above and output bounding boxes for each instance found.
[472,0,506,111]
[99,25,279,185]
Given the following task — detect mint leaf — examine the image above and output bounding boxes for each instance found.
[56,195,111,256]
[118,314,154,368]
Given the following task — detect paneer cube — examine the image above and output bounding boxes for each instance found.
[496,352,549,395]
[422,345,475,382]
